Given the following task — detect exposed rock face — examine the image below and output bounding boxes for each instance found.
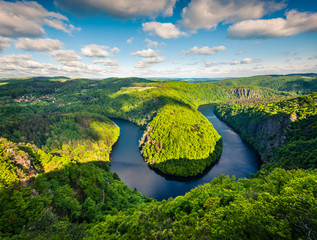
[242,116,291,162]
[223,88,261,99]
[214,105,295,163]
[247,116,290,148]
[139,125,151,149]
[3,140,39,187]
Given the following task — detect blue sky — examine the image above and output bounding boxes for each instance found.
[0,0,316,78]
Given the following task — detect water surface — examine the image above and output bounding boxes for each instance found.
[110,105,261,200]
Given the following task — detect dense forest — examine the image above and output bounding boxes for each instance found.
[214,93,317,170]
[0,75,316,239]
[139,104,222,176]
[0,77,288,176]
[217,74,317,95]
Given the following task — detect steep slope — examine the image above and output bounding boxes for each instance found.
[215,93,317,170]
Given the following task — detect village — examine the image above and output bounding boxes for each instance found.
[0,94,67,106]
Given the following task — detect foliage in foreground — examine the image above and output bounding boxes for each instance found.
[7,168,316,240]
[85,168,317,240]
[0,138,149,239]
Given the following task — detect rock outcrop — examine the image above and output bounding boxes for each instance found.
[241,115,291,162]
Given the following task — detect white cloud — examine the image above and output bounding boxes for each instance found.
[15,38,63,52]
[81,44,110,57]
[240,58,254,64]
[55,0,176,19]
[0,36,12,53]
[235,50,243,55]
[81,44,120,57]
[126,37,134,44]
[186,46,226,55]
[135,56,166,68]
[145,39,159,48]
[93,59,119,67]
[142,22,186,39]
[131,49,166,69]
[203,58,258,67]
[131,49,159,58]
[0,54,41,69]
[111,47,120,55]
[197,60,317,78]
[0,54,119,78]
[180,0,285,32]
[0,1,79,38]
[51,50,82,64]
[223,58,259,65]
[228,10,317,39]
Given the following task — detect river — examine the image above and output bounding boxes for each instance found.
[110,105,261,200]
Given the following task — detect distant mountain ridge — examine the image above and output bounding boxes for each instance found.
[216,74,317,94]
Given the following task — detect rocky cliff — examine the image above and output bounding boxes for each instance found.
[214,108,293,162]
[240,115,291,161]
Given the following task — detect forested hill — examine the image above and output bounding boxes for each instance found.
[215,93,317,170]
[0,76,316,239]
[216,74,317,94]
[0,77,288,177]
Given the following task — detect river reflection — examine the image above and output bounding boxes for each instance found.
[110,105,261,200]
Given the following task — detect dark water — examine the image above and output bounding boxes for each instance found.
[110,105,261,200]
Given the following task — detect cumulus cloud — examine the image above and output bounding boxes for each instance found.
[81,44,120,57]
[0,54,119,78]
[131,48,166,68]
[145,39,159,48]
[51,50,82,64]
[0,54,41,69]
[55,0,176,19]
[143,22,186,39]
[0,1,79,38]
[111,47,120,55]
[15,38,63,51]
[126,37,134,44]
[235,50,243,55]
[228,10,317,39]
[0,36,12,53]
[240,58,255,64]
[131,49,159,58]
[135,56,166,68]
[93,59,119,67]
[180,0,285,32]
[81,44,110,57]
[186,46,226,55]
[223,58,259,65]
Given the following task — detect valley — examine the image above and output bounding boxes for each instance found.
[0,74,316,239]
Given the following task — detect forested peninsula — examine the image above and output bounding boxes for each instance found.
[0,74,316,239]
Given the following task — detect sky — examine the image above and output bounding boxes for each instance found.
[0,0,316,79]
